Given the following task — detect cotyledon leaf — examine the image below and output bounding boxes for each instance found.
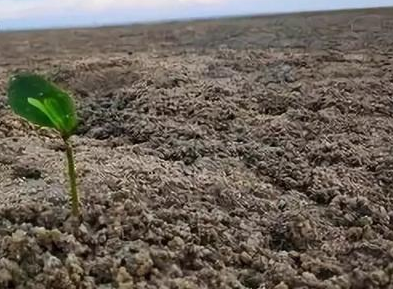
[27,97,65,132]
[7,73,78,138]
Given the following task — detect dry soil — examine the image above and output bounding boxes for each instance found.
[1,7,393,289]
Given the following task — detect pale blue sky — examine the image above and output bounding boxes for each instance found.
[1,0,393,30]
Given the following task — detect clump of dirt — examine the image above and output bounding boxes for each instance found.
[1,7,393,289]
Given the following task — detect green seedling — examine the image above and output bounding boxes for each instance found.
[7,73,80,217]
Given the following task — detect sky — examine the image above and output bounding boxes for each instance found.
[1,0,393,30]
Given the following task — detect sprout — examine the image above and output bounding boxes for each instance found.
[7,73,80,217]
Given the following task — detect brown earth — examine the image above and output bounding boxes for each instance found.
[1,7,393,289]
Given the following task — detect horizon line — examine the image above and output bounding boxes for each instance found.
[1,4,392,33]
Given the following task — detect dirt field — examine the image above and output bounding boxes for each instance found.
[1,7,393,289]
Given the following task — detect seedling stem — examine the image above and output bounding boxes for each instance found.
[64,137,79,217]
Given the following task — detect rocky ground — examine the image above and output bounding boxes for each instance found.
[1,7,393,289]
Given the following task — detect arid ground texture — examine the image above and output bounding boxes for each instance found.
[1,7,393,289]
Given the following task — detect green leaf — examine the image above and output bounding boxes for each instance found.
[7,73,78,138]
